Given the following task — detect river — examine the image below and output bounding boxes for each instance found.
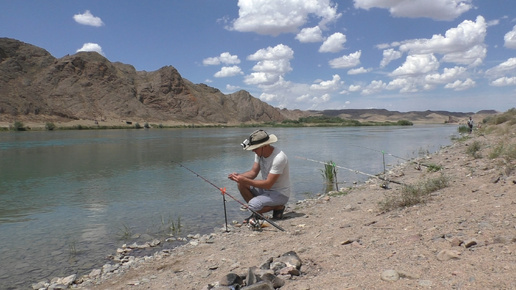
[0,125,458,288]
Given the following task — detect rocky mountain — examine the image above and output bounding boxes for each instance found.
[0,38,285,124]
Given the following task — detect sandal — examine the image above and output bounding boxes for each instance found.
[272,206,285,220]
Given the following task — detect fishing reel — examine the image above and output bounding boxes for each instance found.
[247,217,263,231]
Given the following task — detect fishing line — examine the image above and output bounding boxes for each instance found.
[295,156,406,186]
[347,144,429,168]
[173,161,285,232]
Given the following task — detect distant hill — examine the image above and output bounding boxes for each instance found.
[314,109,498,124]
[0,38,498,126]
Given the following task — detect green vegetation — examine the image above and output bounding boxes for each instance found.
[45,122,56,131]
[117,223,133,241]
[1,115,417,132]
[68,239,79,259]
[11,121,25,131]
[425,163,443,172]
[489,142,516,163]
[321,161,338,192]
[466,140,482,159]
[280,116,413,127]
[327,189,350,197]
[159,215,182,237]
[458,125,470,134]
[378,174,449,212]
[483,107,516,126]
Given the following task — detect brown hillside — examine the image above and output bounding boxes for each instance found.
[0,38,284,125]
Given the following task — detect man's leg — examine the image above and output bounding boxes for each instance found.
[257,205,284,214]
[237,182,255,203]
[248,191,288,214]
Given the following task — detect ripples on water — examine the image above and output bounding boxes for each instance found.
[0,125,458,288]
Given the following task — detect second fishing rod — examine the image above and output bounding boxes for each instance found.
[347,144,431,169]
[296,156,406,186]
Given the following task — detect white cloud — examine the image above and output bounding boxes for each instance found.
[231,0,341,36]
[399,16,487,66]
[203,52,241,66]
[296,94,311,102]
[386,77,410,91]
[391,54,439,76]
[328,50,361,69]
[485,57,516,77]
[244,44,294,86]
[73,10,104,27]
[214,66,243,78]
[425,66,467,84]
[296,26,324,43]
[310,74,342,91]
[76,43,105,56]
[362,80,387,95]
[260,92,279,103]
[380,48,402,68]
[504,25,516,49]
[348,84,362,92]
[348,67,371,75]
[353,0,473,21]
[226,84,240,91]
[444,78,476,90]
[247,44,294,62]
[490,76,516,86]
[319,32,347,53]
[440,44,486,66]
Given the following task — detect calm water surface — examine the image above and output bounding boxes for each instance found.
[0,126,458,288]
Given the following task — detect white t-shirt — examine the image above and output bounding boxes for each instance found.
[254,146,291,198]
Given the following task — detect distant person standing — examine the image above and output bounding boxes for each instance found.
[467,117,474,134]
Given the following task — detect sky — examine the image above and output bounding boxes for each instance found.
[2,0,516,113]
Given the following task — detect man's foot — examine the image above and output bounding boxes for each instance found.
[272,205,285,220]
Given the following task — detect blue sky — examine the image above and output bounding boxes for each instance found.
[2,0,516,113]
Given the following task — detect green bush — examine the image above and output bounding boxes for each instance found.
[426,163,442,172]
[12,121,25,131]
[458,125,470,134]
[397,120,413,126]
[378,174,449,211]
[45,122,56,131]
[466,141,482,159]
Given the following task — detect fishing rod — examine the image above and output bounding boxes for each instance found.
[173,161,285,232]
[295,156,406,186]
[347,145,430,168]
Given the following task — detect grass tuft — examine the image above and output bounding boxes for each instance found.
[378,174,449,212]
[321,161,337,193]
[466,141,482,159]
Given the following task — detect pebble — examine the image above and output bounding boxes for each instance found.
[381,269,399,281]
[436,249,461,261]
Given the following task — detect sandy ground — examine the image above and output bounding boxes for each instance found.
[67,121,516,290]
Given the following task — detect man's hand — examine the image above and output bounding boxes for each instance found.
[228,172,239,182]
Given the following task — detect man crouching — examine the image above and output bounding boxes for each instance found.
[228,129,291,223]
